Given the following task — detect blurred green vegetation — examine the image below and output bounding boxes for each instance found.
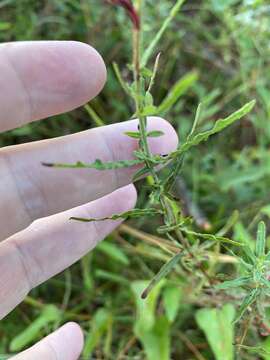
[1,0,270,359]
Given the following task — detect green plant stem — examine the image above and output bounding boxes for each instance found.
[132,26,160,185]
[132,13,189,254]
[131,1,212,296]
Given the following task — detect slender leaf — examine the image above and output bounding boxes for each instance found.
[10,305,61,352]
[234,288,260,324]
[81,253,93,291]
[141,0,186,67]
[95,269,129,285]
[132,166,149,181]
[234,221,254,250]
[157,71,198,114]
[42,158,143,170]
[255,221,266,257]
[169,100,256,159]
[147,52,161,93]
[141,252,182,299]
[97,240,130,266]
[242,245,257,265]
[70,208,163,222]
[187,102,203,141]
[124,131,141,139]
[147,130,165,138]
[83,308,111,359]
[112,61,131,96]
[215,276,252,290]
[181,228,243,246]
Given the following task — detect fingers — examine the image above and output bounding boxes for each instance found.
[0,185,136,319]
[0,117,178,239]
[11,322,83,360]
[0,41,106,132]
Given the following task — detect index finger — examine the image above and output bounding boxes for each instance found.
[0,41,106,132]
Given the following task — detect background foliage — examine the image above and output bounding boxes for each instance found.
[1,0,270,359]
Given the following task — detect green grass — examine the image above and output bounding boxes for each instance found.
[1,1,270,359]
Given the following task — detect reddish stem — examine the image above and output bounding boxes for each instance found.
[107,0,140,29]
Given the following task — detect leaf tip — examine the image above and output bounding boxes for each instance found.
[42,162,54,167]
[141,289,148,299]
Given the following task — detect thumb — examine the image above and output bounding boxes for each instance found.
[10,322,84,360]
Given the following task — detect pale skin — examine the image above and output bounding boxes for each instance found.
[0,40,178,359]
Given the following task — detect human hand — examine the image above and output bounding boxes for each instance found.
[0,41,178,359]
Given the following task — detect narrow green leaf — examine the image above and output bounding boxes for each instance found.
[84,104,105,127]
[187,102,203,141]
[112,62,131,96]
[83,308,111,359]
[234,288,260,324]
[81,253,93,291]
[132,166,149,182]
[10,305,61,352]
[242,245,257,265]
[141,252,182,299]
[215,276,252,290]
[70,208,163,222]
[169,100,256,159]
[95,269,129,285]
[42,158,143,170]
[147,52,161,93]
[97,240,130,266]
[141,0,186,67]
[181,229,243,246]
[255,221,266,257]
[124,131,141,139]
[233,221,254,250]
[157,71,198,114]
[147,130,165,138]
